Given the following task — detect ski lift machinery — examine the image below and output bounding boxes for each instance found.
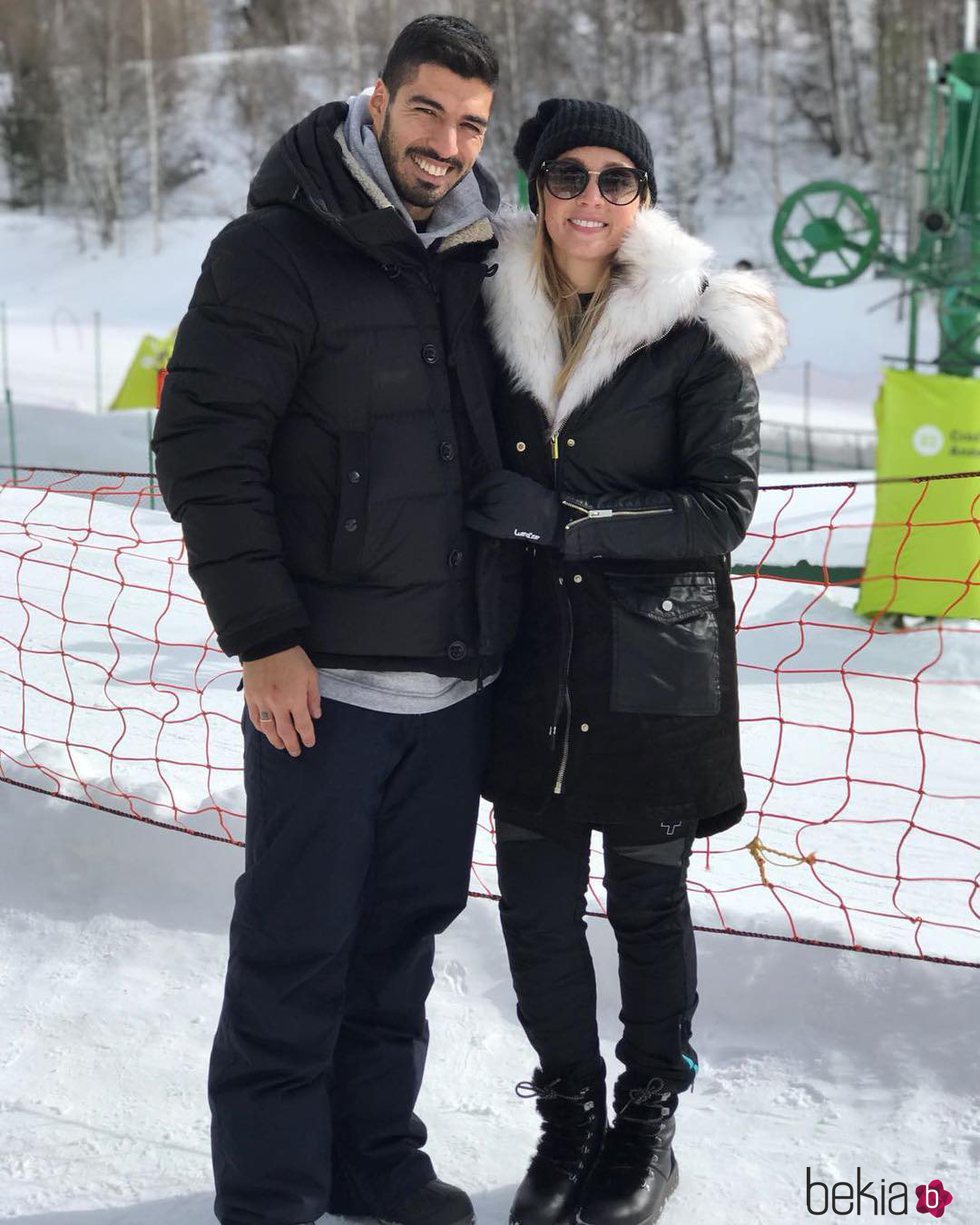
[771,0,980,376]
[769,0,980,624]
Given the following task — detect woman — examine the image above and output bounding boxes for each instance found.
[465,99,786,1225]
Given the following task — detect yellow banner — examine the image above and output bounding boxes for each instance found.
[856,368,980,619]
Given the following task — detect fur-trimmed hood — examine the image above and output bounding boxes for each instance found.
[484,207,787,429]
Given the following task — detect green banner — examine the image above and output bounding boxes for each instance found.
[856,368,980,619]
[109,331,175,411]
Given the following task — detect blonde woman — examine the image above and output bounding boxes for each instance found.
[464,99,786,1225]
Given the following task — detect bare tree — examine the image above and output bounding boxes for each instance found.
[141,0,161,252]
[0,0,64,209]
[696,0,736,172]
[50,0,131,247]
[785,0,871,160]
[758,0,783,202]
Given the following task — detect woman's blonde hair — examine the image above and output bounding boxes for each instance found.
[532,181,651,405]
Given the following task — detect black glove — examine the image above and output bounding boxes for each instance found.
[464,469,561,546]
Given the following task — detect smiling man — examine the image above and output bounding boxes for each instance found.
[153,17,506,1225]
[371,62,490,213]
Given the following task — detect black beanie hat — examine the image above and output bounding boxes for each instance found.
[514,98,657,213]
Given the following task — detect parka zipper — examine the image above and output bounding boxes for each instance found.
[563,499,674,523]
[549,428,574,795]
[552,591,573,795]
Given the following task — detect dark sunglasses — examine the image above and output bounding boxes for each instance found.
[540,159,647,206]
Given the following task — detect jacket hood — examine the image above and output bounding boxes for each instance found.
[484,207,788,427]
[247,101,497,259]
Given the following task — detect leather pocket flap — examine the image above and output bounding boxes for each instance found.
[607,572,718,624]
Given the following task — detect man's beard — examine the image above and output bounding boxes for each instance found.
[378,112,463,210]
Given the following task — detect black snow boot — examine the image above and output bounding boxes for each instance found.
[509,1061,608,1225]
[576,1074,679,1225]
[377,1178,475,1225]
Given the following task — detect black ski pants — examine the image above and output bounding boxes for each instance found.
[209,692,490,1225]
[495,820,699,1093]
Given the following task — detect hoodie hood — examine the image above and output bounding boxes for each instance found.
[247,100,498,260]
[484,207,788,430]
[342,90,498,250]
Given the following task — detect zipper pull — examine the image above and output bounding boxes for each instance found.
[550,435,559,461]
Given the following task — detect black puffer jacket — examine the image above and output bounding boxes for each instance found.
[153,102,517,678]
[482,209,787,835]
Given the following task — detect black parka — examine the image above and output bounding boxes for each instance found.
[481,209,787,836]
[152,102,517,677]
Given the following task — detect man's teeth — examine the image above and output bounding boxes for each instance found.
[413,155,449,177]
[569,219,605,229]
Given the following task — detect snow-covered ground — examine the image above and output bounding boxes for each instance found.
[3,781,979,1224]
[2,473,978,1220]
[0,183,975,1224]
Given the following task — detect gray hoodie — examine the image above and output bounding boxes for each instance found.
[341,89,496,248]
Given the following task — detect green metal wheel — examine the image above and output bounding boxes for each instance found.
[772,181,881,288]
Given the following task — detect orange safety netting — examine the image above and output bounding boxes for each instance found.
[1,466,978,967]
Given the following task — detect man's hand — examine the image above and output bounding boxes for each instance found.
[243,645,321,756]
[464,469,560,546]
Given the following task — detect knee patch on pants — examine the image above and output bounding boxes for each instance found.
[608,837,693,868]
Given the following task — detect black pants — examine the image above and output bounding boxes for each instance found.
[496,820,699,1093]
[209,693,490,1225]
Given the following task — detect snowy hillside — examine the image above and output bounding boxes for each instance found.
[0,204,937,470]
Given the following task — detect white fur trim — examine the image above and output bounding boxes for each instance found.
[697,270,789,376]
[484,208,787,430]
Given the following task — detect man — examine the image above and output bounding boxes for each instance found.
[152,17,509,1225]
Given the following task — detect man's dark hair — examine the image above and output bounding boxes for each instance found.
[381,14,499,97]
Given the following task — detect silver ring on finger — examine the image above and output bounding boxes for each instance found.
[258,711,273,721]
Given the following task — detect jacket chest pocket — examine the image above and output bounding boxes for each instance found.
[607,573,720,716]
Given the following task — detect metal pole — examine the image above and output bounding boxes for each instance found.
[927,59,939,205]
[94,309,103,412]
[907,290,919,370]
[1,301,16,481]
[4,387,15,482]
[967,0,978,52]
[803,360,814,469]
[0,299,8,393]
[146,409,156,510]
[517,168,529,209]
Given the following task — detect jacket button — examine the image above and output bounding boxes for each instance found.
[348,469,361,483]
[580,723,590,733]
[344,518,359,532]
[573,574,583,583]
[439,441,456,461]
[448,549,464,568]
[516,441,526,453]
[662,598,674,611]
[421,343,440,364]
[447,641,467,661]
[566,438,576,447]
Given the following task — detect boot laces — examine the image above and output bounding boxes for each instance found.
[515,1076,601,1181]
[600,1078,673,1176]
[515,1077,593,1104]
